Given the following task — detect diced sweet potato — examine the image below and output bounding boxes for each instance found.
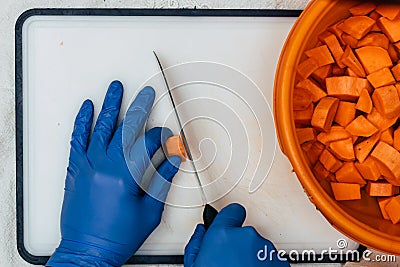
[329,138,355,161]
[371,141,400,185]
[377,17,400,43]
[296,128,315,144]
[366,181,398,197]
[332,64,346,76]
[355,46,393,74]
[388,44,399,63]
[378,197,392,220]
[334,101,356,127]
[366,108,397,131]
[164,135,187,161]
[380,128,394,146]
[306,141,325,165]
[385,196,400,224]
[312,65,332,84]
[338,16,375,40]
[341,45,366,77]
[305,45,335,67]
[394,128,400,151]
[354,133,381,163]
[335,162,366,185]
[345,115,378,137]
[319,32,345,68]
[294,103,314,127]
[313,161,331,181]
[311,97,339,132]
[326,76,370,101]
[355,89,373,113]
[355,156,381,181]
[376,4,400,21]
[301,141,313,152]
[331,183,361,201]
[371,85,400,118]
[296,79,327,102]
[328,20,345,45]
[357,33,389,49]
[319,149,343,172]
[317,126,351,144]
[342,34,359,49]
[293,88,314,110]
[391,64,400,81]
[297,58,320,79]
[349,3,377,16]
[367,68,396,88]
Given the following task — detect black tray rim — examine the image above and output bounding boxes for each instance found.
[15,7,365,265]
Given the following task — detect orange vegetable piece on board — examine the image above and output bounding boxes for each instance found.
[377,17,400,43]
[317,126,351,145]
[376,4,400,21]
[367,68,396,88]
[378,197,392,220]
[296,79,327,102]
[354,133,380,163]
[311,97,339,132]
[326,76,370,101]
[366,108,397,131]
[331,183,361,201]
[164,135,187,161]
[296,128,315,144]
[394,128,400,151]
[319,149,343,172]
[372,85,400,118]
[371,141,400,185]
[357,33,389,49]
[297,58,320,80]
[329,138,355,161]
[345,115,378,137]
[349,2,377,16]
[355,156,381,181]
[334,101,356,127]
[355,89,372,113]
[380,128,394,146]
[312,65,332,85]
[305,45,334,67]
[391,64,400,81]
[319,32,345,68]
[341,45,366,77]
[385,196,400,224]
[306,141,325,165]
[366,181,398,197]
[335,162,366,185]
[294,103,314,127]
[293,88,313,110]
[355,46,393,74]
[338,16,375,40]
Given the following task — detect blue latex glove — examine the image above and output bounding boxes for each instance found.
[47,81,181,267]
[184,203,290,267]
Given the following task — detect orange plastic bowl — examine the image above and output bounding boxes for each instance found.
[274,0,400,255]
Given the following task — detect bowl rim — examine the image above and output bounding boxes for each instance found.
[274,0,400,255]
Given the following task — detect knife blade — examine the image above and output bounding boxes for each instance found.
[153,51,218,230]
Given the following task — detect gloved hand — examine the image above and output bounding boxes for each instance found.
[184,203,290,267]
[47,80,181,267]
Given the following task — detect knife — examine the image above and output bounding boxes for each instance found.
[153,51,218,230]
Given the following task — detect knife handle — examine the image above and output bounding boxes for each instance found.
[203,204,218,230]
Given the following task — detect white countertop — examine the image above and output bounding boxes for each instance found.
[0,0,352,266]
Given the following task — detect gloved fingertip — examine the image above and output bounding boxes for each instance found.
[194,223,206,235]
[212,203,246,228]
[109,80,123,89]
[141,86,155,97]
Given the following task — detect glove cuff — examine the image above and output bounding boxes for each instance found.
[46,239,126,267]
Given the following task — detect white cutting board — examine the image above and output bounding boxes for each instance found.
[21,14,358,257]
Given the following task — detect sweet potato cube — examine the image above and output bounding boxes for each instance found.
[355,89,373,113]
[319,32,345,68]
[376,4,400,21]
[345,115,378,137]
[366,181,398,197]
[378,197,392,220]
[311,97,339,132]
[313,161,331,181]
[394,128,400,151]
[341,45,366,77]
[306,141,325,165]
[355,46,393,74]
[357,33,389,49]
[319,149,343,172]
[388,44,399,63]
[349,3,377,16]
[164,135,187,161]
[326,76,370,101]
[391,64,400,81]
[385,196,400,224]
[380,128,394,146]
[377,17,400,43]
[367,68,396,88]
[372,85,400,118]
[296,79,327,102]
[371,141,400,185]
[312,65,332,84]
[294,103,314,127]
[338,16,375,40]
[296,128,315,144]
[355,157,381,181]
[354,133,381,163]
[305,45,334,67]
[331,183,361,201]
[317,126,351,145]
[329,138,355,161]
[335,162,366,185]
[366,108,397,131]
[334,101,356,127]
[297,58,320,80]
[293,88,314,110]
[328,20,345,45]
[342,34,359,49]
